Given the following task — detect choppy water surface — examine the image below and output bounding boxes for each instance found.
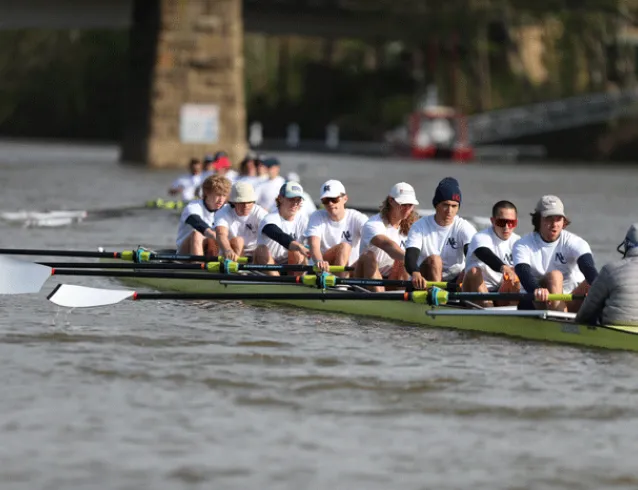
[1,140,638,489]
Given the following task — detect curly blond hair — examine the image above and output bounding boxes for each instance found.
[202,175,231,197]
[380,197,419,235]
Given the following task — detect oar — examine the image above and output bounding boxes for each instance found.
[0,248,248,264]
[0,256,351,294]
[35,261,352,273]
[46,285,584,309]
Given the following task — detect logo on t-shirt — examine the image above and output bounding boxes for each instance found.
[504,252,513,264]
[555,252,566,264]
[341,230,352,243]
[246,223,254,232]
[447,237,459,249]
[400,240,406,249]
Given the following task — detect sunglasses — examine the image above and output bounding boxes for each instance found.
[321,197,342,205]
[494,218,518,228]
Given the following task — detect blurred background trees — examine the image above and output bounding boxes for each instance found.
[0,0,635,141]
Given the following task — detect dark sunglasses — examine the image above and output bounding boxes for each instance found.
[494,218,518,228]
[321,197,342,205]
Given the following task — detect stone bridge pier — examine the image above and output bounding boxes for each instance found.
[121,0,246,168]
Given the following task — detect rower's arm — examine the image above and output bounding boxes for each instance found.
[577,253,598,284]
[370,235,405,262]
[515,264,540,292]
[474,247,504,273]
[185,215,216,240]
[575,266,609,325]
[308,236,323,263]
[215,226,232,254]
[262,224,293,249]
[404,247,420,274]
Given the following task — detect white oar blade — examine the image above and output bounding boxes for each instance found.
[0,255,51,294]
[48,285,135,308]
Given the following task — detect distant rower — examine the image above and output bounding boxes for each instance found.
[168,157,204,202]
[513,195,597,312]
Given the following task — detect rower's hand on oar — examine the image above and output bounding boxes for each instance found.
[315,260,330,272]
[222,249,239,262]
[411,271,428,290]
[289,241,310,258]
[500,265,518,283]
[534,288,550,302]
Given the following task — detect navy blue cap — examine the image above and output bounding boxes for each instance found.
[432,177,462,208]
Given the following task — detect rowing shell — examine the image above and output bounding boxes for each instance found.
[106,261,638,352]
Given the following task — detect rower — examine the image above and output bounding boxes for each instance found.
[168,157,204,202]
[405,177,477,289]
[235,152,261,187]
[305,179,368,276]
[513,195,597,312]
[255,157,286,210]
[214,181,268,262]
[575,223,638,326]
[463,200,521,305]
[211,151,238,183]
[175,175,231,257]
[282,172,316,217]
[355,182,419,291]
[253,181,310,275]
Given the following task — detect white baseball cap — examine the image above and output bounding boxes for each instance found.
[286,172,301,183]
[535,195,565,218]
[320,180,346,199]
[279,181,305,199]
[389,182,419,205]
[230,181,256,203]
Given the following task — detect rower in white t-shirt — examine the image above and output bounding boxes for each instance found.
[355,182,419,291]
[202,152,238,183]
[513,195,597,312]
[405,177,476,289]
[253,181,310,275]
[305,179,368,277]
[463,200,521,305]
[168,158,204,202]
[175,175,231,257]
[215,181,268,261]
[255,157,286,211]
[269,172,317,218]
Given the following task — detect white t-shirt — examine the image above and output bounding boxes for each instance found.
[257,211,309,262]
[170,174,204,201]
[405,215,477,280]
[255,176,286,211]
[304,208,369,265]
[359,213,407,273]
[214,204,268,254]
[465,227,521,290]
[512,230,591,293]
[176,200,217,248]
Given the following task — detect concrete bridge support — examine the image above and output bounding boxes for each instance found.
[122,0,246,168]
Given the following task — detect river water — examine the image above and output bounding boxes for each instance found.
[1,139,638,490]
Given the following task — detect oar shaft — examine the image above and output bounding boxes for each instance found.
[0,248,123,259]
[129,291,409,301]
[39,262,208,270]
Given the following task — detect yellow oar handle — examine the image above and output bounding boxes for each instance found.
[412,291,578,306]
[205,261,240,273]
[121,250,135,261]
[312,266,347,274]
[428,281,448,288]
[547,294,575,302]
[217,256,249,264]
